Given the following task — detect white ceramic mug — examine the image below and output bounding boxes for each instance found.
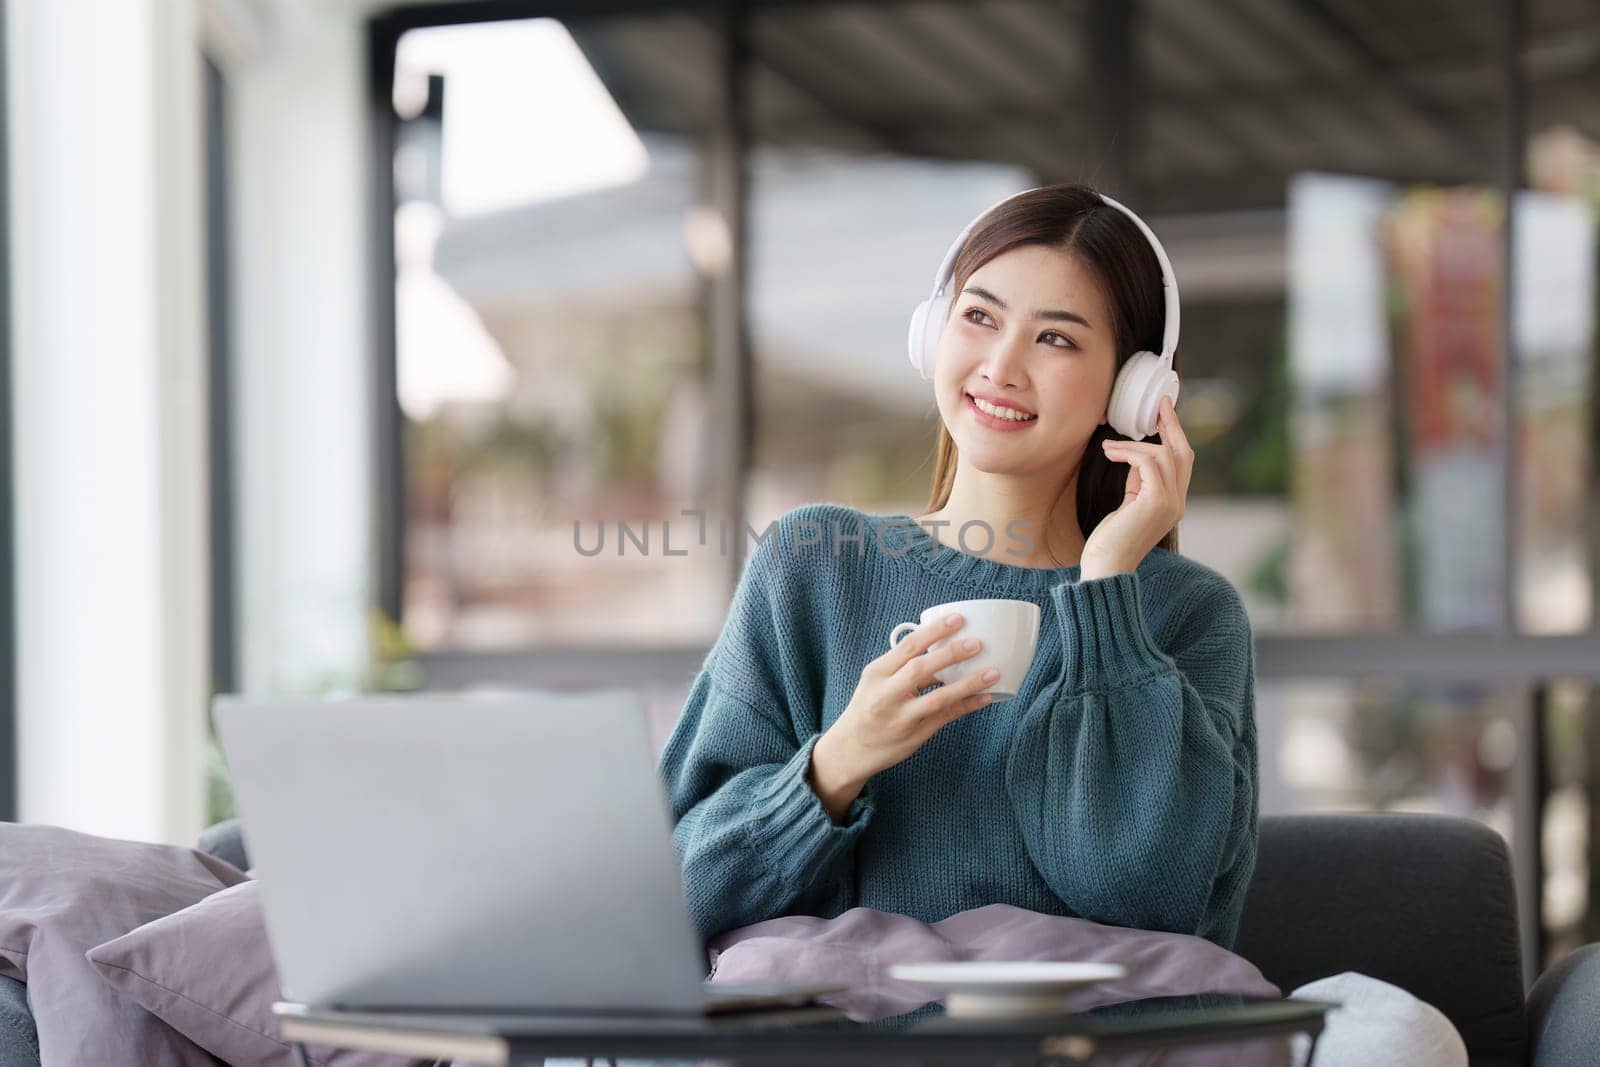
[888,598,1042,701]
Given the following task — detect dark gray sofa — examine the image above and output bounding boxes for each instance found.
[1,812,1595,1065]
[1234,813,1598,1066]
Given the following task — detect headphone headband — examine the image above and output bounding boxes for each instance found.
[922,188,1180,361]
[1095,193,1181,360]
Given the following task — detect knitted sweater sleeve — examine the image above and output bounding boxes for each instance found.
[655,528,874,944]
[1003,570,1259,949]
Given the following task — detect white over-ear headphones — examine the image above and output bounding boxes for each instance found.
[907,189,1181,441]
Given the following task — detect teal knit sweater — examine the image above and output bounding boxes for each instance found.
[657,503,1259,951]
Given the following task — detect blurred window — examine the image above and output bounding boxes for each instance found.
[391,16,725,651]
[378,0,1600,961]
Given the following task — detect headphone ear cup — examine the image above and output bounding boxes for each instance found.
[1107,351,1173,440]
[908,293,951,380]
[1113,351,1164,441]
[907,300,933,377]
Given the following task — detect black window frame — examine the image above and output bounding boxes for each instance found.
[204,51,237,700]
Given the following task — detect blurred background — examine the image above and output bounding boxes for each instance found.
[1,0,1596,988]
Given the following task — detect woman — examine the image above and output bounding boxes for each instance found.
[656,182,1257,952]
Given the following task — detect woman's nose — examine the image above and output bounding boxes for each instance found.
[979,331,1029,387]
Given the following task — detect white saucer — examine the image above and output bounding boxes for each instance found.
[887,961,1127,1018]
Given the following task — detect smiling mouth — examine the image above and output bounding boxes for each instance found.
[965,392,1038,423]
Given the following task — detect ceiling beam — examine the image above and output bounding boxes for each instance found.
[1085,0,1139,197]
[737,15,932,159]
[875,7,1067,178]
[1287,0,1488,170]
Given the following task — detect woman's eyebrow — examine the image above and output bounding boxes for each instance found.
[961,285,1093,330]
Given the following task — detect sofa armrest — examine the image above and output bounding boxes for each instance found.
[1529,942,1600,1067]
[1236,813,1525,1065]
[196,818,250,874]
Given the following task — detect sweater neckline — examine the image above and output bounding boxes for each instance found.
[869,512,1103,595]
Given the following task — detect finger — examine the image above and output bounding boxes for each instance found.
[1155,440,1178,484]
[907,664,1000,722]
[1105,429,1180,476]
[900,634,984,688]
[1102,440,1165,476]
[938,689,999,725]
[1156,397,1193,495]
[1102,442,1172,499]
[1104,440,1173,486]
[1116,443,1182,517]
[1137,436,1177,484]
[876,611,965,675]
[1102,439,1161,454]
[1158,396,1192,460]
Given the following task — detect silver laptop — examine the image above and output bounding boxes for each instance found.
[213,691,844,1015]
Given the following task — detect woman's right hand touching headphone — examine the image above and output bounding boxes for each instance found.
[809,612,999,823]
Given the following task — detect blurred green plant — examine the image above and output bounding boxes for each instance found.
[366,607,425,693]
[462,415,569,484]
[1226,321,1290,496]
[590,390,666,487]
[1243,532,1290,607]
[205,734,236,826]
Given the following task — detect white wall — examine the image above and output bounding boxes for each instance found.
[6,0,378,841]
[7,0,209,842]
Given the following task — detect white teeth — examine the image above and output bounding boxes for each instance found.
[971,395,1036,421]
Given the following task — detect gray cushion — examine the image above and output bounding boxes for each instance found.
[0,976,37,1067]
[196,818,250,874]
[1236,813,1525,1067]
[1528,943,1600,1067]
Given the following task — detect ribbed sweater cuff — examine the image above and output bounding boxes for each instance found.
[1051,571,1175,694]
[743,733,873,890]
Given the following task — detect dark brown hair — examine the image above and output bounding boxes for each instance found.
[926,183,1180,559]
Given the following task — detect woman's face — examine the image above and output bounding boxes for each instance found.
[932,243,1118,476]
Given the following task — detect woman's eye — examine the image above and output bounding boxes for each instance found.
[961,308,1074,349]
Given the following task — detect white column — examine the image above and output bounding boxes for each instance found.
[227,5,373,697]
[7,0,209,843]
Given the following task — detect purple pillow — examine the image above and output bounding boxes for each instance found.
[87,879,425,1067]
[0,823,248,1064]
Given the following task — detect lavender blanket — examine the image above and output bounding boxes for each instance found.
[709,903,1280,1021]
[706,904,1295,1066]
